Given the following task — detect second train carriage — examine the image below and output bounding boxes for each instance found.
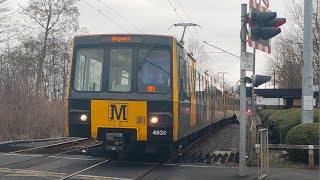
[66,34,239,158]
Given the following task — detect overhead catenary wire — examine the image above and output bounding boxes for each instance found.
[99,0,144,33]
[170,0,229,73]
[167,1,232,81]
[81,0,130,33]
[203,41,240,59]
[176,0,199,35]
[167,0,196,40]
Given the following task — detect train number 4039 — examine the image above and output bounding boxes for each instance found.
[152,130,167,136]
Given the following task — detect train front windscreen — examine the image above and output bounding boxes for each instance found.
[72,45,171,94]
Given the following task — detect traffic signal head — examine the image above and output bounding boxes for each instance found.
[251,11,286,41]
[252,74,272,87]
[245,77,252,84]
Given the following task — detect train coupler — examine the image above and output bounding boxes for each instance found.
[103,133,126,151]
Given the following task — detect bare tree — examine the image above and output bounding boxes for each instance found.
[0,0,84,141]
[23,0,79,95]
[187,38,208,64]
[0,0,15,44]
[268,0,320,88]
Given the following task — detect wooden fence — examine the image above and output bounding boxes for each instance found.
[256,144,319,169]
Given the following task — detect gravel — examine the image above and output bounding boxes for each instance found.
[188,124,239,154]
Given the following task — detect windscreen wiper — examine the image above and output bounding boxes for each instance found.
[137,41,157,71]
[137,42,171,76]
[144,61,170,76]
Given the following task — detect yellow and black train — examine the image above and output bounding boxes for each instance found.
[66,34,239,158]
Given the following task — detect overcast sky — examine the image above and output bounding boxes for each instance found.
[16,0,288,86]
[75,0,287,86]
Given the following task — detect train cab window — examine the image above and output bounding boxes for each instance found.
[109,48,133,92]
[138,49,170,93]
[74,48,103,91]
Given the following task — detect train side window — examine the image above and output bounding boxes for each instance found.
[179,55,185,96]
[199,75,203,100]
[203,76,207,101]
[179,53,190,97]
[192,68,196,95]
[185,60,190,96]
[205,78,208,101]
[195,72,200,99]
[210,78,214,100]
[74,48,104,91]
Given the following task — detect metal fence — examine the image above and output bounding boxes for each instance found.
[256,128,269,180]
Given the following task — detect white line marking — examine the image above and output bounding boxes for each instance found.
[112,160,157,165]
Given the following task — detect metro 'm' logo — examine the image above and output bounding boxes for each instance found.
[109,104,128,121]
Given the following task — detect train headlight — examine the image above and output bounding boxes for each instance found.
[80,114,88,121]
[150,117,158,124]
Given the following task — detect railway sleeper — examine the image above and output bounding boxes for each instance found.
[176,151,237,164]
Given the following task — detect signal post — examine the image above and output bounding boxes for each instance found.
[239,3,248,177]
[239,0,285,177]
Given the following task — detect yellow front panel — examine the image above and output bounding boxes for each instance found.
[91,100,147,141]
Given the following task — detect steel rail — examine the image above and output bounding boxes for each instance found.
[58,159,111,180]
[0,142,102,178]
[0,141,102,169]
[0,137,70,146]
[133,125,218,180]
[11,138,88,153]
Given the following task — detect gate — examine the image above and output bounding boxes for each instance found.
[256,128,269,179]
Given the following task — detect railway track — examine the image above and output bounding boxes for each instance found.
[0,137,86,153]
[0,119,239,179]
[58,158,111,180]
[0,138,101,169]
[175,150,239,164]
[133,120,238,180]
[0,137,110,179]
[132,133,212,180]
[11,137,89,153]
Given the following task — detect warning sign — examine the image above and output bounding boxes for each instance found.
[256,96,264,105]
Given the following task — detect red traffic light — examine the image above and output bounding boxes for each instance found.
[246,109,253,116]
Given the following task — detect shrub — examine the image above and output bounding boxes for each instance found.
[0,95,65,141]
[285,123,319,163]
[279,109,319,144]
[258,109,278,127]
[268,109,296,144]
[278,109,301,143]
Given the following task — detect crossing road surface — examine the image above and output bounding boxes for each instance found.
[0,153,318,180]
